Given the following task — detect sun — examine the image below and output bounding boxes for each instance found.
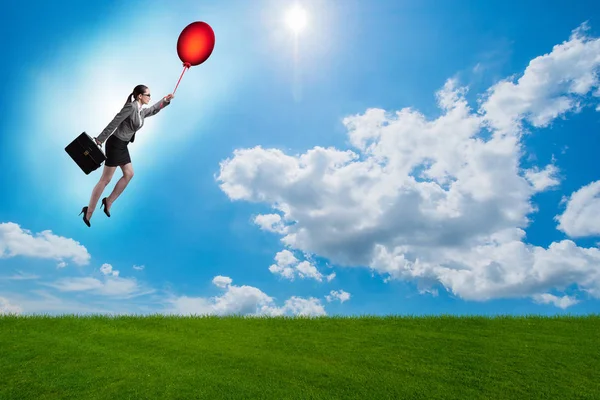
[285,5,308,34]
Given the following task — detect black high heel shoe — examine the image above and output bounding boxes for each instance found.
[101,197,111,217]
[79,206,91,227]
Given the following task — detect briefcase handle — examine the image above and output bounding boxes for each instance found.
[76,132,106,163]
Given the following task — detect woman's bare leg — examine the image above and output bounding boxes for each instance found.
[87,165,117,220]
[105,163,134,210]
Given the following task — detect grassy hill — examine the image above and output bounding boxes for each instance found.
[1,314,598,399]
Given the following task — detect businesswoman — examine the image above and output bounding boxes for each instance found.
[79,84,174,227]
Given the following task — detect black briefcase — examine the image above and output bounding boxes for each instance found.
[65,132,106,175]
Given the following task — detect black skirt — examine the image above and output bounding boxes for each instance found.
[105,134,131,167]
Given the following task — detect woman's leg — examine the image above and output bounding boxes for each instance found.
[105,163,134,210]
[87,165,117,219]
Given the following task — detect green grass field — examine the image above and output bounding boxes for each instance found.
[1,314,599,399]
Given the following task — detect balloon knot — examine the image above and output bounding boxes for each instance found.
[183,62,191,68]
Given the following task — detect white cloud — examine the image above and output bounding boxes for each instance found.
[133,265,145,271]
[0,222,90,266]
[44,275,152,299]
[45,277,103,292]
[2,271,326,317]
[165,276,326,317]
[216,24,600,307]
[269,250,297,279]
[480,23,600,134]
[325,290,351,303]
[254,214,288,234]
[411,238,600,302]
[268,250,335,282]
[296,261,326,281]
[100,263,120,277]
[0,297,22,315]
[276,249,298,266]
[280,297,326,316]
[166,296,214,316]
[0,290,151,316]
[211,285,276,316]
[0,271,40,281]
[212,275,233,288]
[524,164,561,192]
[531,293,579,309]
[555,180,600,237]
[418,285,439,297]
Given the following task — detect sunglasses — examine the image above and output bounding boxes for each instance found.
[142,93,151,97]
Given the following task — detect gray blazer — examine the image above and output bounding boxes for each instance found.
[96,98,171,144]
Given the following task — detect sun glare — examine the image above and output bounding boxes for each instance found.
[285,5,308,34]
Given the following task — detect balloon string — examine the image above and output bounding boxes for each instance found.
[173,63,191,95]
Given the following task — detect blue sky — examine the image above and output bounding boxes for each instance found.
[1,0,600,316]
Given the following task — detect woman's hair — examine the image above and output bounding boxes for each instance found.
[125,84,148,105]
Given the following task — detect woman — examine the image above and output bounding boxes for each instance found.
[79,84,174,227]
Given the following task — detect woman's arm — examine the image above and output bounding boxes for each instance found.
[142,95,174,118]
[96,102,134,144]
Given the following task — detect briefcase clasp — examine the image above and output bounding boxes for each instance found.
[84,150,89,156]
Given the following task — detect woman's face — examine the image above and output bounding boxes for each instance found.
[139,89,151,105]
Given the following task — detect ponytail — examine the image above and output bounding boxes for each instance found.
[127,85,148,106]
[124,92,134,106]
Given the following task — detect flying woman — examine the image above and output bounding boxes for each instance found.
[79,85,174,227]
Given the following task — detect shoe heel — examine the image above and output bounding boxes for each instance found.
[101,198,111,217]
[80,206,91,227]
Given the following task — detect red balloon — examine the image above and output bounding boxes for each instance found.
[177,21,215,66]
